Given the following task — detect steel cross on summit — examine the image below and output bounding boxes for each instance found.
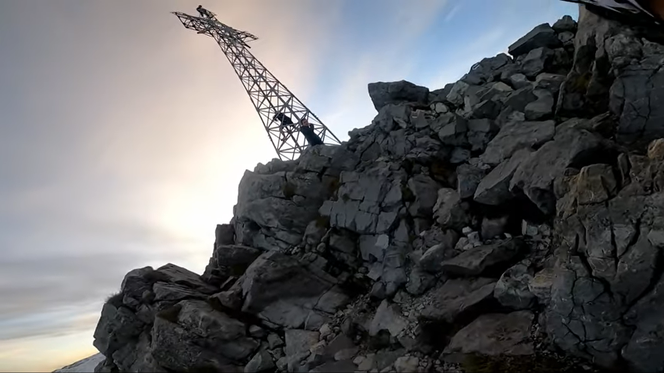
[172,5,342,161]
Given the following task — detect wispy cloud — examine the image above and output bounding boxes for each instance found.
[444,2,463,23]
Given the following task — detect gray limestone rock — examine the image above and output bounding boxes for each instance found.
[574,164,618,205]
[552,15,577,33]
[610,62,664,145]
[311,360,356,372]
[438,116,468,146]
[508,74,531,90]
[534,73,566,95]
[558,31,575,46]
[406,267,437,296]
[203,245,262,286]
[369,300,408,337]
[475,149,533,205]
[93,303,145,357]
[441,238,524,276]
[502,86,538,112]
[433,188,470,231]
[524,89,554,120]
[446,80,471,107]
[508,23,561,57]
[481,215,510,240]
[480,120,553,166]
[429,83,454,104]
[368,80,429,111]
[244,350,275,373]
[231,251,336,329]
[470,99,502,120]
[442,311,535,362]
[407,174,440,218]
[450,147,471,164]
[394,356,419,373]
[285,329,319,361]
[521,47,554,78]
[457,164,486,200]
[462,53,512,85]
[468,118,499,152]
[493,264,536,310]
[510,126,607,215]
[419,230,459,273]
[420,278,496,323]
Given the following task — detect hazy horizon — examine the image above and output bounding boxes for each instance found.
[0,0,578,371]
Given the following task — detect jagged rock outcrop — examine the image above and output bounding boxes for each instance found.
[91,7,664,373]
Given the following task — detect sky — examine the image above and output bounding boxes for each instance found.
[0,0,578,371]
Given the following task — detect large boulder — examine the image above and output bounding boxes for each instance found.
[368,80,429,111]
[441,238,524,276]
[229,251,339,329]
[474,149,533,206]
[150,300,257,372]
[510,125,610,215]
[480,120,555,166]
[442,311,535,362]
[555,6,623,118]
[202,245,262,286]
[508,23,561,57]
[462,53,513,85]
[407,174,441,218]
[493,264,536,310]
[369,300,408,338]
[433,188,470,231]
[457,164,486,200]
[419,278,496,323]
[521,47,554,78]
[93,303,145,357]
[552,15,577,33]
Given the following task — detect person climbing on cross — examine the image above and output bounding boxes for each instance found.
[273,112,323,147]
[196,5,216,19]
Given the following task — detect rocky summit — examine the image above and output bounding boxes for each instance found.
[92,7,664,373]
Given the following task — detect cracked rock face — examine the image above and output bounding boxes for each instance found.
[546,146,664,371]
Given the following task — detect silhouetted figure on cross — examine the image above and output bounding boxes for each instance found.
[273,112,323,146]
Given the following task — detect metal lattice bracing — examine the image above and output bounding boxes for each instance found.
[172,9,342,161]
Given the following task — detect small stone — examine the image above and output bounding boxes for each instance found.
[395,356,420,373]
[522,221,538,237]
[509,74,530,89]
[271,347,284,359]
[276,357,288,371]
[354,356,365,365]
[244,350,275,373]
[249,325,267,339]
[647,139,664,161]
[467,232,480,244]
[359,354,376,371]
[319,323,332,339]
[335,347,359,361]
[268,333,284,349]
[455,237,469,251]
[462,227,473,235]
[434,102,449,113]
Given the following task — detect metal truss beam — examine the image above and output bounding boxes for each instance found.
[172,10,341,161]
